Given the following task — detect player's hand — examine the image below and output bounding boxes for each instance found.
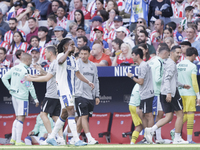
[95,98,100,105]
[197,99,200,106]
[25,75,32,82]
[127,72,133,78]
[183,85,191,89]
[166,93,172,103]
[43,133,48,139]
[88,81,94,90]
[35,102,39,107]
[28,131,34,136]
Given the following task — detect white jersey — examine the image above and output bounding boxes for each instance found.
[56,53,78,107]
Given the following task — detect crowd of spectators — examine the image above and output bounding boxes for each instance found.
[1,0,200,68]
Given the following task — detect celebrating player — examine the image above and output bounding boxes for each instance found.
[1,53,39,145]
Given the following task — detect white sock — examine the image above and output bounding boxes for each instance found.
[187,135,192,142]
[151,124,158,133]
[68,117,79,142]
[174,133,181,140]
[16,120,23,143]
[24,138,32,145]
[63,125,68,136]
[156,127,162,140]
[49,117,65,139]
[11,120,18,140]
[86,132,93,141]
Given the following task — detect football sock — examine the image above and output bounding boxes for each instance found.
[16,120,23,143]
[24,136,32,145]
[131,131,139,144]
[11,119,18,140]
[174,133,181,140]
[151,124,158,133]
[183,114,187,124]
[156,127,162,140]
[86,132,93,141]
[68,116,79,142]
[187,113,194,142]
[49,117,65,139]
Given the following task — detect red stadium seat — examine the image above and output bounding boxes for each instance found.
[89,112,111,144]
[0,114,15,138]
[109,112,132,144]
[22,114,38,141]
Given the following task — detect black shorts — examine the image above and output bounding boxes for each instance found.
[160,90,183,113]
[75,97,95,117]
[139,97,154,113]
[41,97,61,117]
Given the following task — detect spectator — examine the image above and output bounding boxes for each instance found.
[38,26,49,48]
[89,43,112,66]
[92,39,111,56]
[150,19,164,43]
[0,8,9,31]
[87,0,105,18]
[106,0,118,12]
[90,26,108,49]
[164,37,174,50]
[67,0,91,20]
[148,0,173,28]
[47,15,67,40]
[75,26,91,47]
[50,26,64,46]
[66,22,78,41]
[111,38,123,57]
[97,10,109,27]
[30,47,46,68]
[90,16,108,42]
[0,1,8,16]
[77,36,88,49]
[138,43,151,61]
[27,2,41,20]
[171,0,189,18]
[47,0,62,16]
[163,28,173,40]
[112,43,133,66]
[116,26,135,48]
[91,0,104,18]
[26,17,38,44]
[14,49,24,66]
[57,6,67,29]
[69,0,87,12]
[16,8,30,35]
[4,18,26,46]
[185,26,200,56]
[105,9,119,32]
[7,1,22,21]
[0,47,10,68]
[132,30,156,57]
[135,18,151,35]
[7,31,28,55]
[0,30,9,50]
[32,0,51,20]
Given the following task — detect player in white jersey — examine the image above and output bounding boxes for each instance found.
[46,38,94,146]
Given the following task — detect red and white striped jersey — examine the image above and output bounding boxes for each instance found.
[57,16,67,29]
[104,21,115,30]
[67,7,91,20]
[89,27,109,42]
[150,30,163,43]
[107,28,130,41]
[117,0,125,11]
[7,42,28,55]
[4,29,26,45]
[31,13,41,20]
[27,46,46,60]
[171,2,186,18]
[0,41,9,51]
[87,0,106,17]
[0,59,11,68]
[178,54,200,63]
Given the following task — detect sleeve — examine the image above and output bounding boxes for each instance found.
[27,82,37,100]
[39,2,50,16]
[32,115,40,135]
[138,63,147,79]
[191,66,199,94]
[1,68,12,90]
[163,63,174,94]
[161,1,173,17]
[94,65,100,98]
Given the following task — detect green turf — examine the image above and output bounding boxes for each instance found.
[1,144,200,150]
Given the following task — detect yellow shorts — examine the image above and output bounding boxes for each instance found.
[129,105,142,127]
[181,96,196,112]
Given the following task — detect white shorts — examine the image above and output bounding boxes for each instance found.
[59,94,75,109]
[12,96,28,116]
[152,95,162,116]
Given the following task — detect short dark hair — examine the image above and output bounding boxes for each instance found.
[30,36,39,42]
[171,45,181,52]
[140,30,148,37]
[9,18,18,23]
[186,47,198,56]
[47,15,57,23]
[77,36,87,43]
[15,49,24,59]
[57,38,72,53]
[80,45,90,53]
[196,18,200,25]
[0,47,6,55]
[132,48,143,59]
[180,41,191,47]
[166,22,177,30]
[185,6,194,12]
[46,45,57,55]
[38,26,48,33]
[52,0,63,6]
[28,17,37,22]
[159,45,170,53]
[112,38,124,48]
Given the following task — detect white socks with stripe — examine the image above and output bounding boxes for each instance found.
[49,117,65,139]
[11,119,18,141]
[86,132,93,141]
[68,116,79,142]
[16,120,23,143]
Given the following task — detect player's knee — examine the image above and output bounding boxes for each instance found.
[66,106,75,116]
[40,112,47,118]
[61,109,68,120]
